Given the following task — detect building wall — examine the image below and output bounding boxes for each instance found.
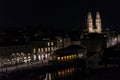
[56,36,71,49]
[71,41,81,45]
[86,51,104,69]
[0,39,57,65]
[81,39,104,52]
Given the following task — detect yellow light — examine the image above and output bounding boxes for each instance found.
[72,55,74,58]
[64,56,66,61]
[57,57,60,61]
[71,55,74,59]
[61,57,64,61]
[67,56,69,60]
[70,68,72,73]
[65,69,67,76]
[67,69,69,73]
[58,71,61,76]
[69,55,72,59]
[74,54,77,58]
[62,70,64,77]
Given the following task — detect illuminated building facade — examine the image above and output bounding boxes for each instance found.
[87,12,102,33]
[30,39,57,61]
[56,34,71,49]
[0,38,57,67]
[103,29,118,48]
[53,45,87,63]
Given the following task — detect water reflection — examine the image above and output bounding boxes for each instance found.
[39,67,78,80]
[56,67,76,78]
[38,73,51,80]
[17,65,82,80]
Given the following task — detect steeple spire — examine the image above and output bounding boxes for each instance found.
[96,12,100,19]
[87,12,94,33]
[95,11,102,33]
[86,11,102,33]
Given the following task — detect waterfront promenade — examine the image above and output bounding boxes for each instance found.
[0,61,52,80]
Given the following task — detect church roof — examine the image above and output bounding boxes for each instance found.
[54,45,85,56]
[81,33,104,40]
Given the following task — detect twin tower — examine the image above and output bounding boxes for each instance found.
[87,12,102,33]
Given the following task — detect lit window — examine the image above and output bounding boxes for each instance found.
[58,71,61,76]
[21,52,24,55]
[48,47,50,51]
[61,70,64,76]
[48,42,50,46]
[74,54,77,58]
[72,55,74,59]
[78,54,83,58]
[41,54,44,60]
[67,56,69,60]
[45,48,47,52]
[45,54,48,59]
[57,57,60,61]
[61,57,64,61]
[41,48,44,52]
[69,55,72,59]
[60,39,62,42]
[67,69,69,73]
[64,56,66,60]
[33,54,36,61]
[12,53,15,56]
[51,47,54,51]
[33,48,36,53]
[51,42,54,46]
[38,55,41,60]
[38,48,40,53]
[17,53,20,56]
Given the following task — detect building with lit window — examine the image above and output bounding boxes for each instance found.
[0,44,32,66]
[102,29,118,48]
[0,37,57,67]
[56,34,71,49]
[52,45,87,64]
[30,37,57,61]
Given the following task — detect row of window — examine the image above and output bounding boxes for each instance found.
[57,54,77,62]
[57,67,75,77]
[33,47,56,53]
[47,42,54,46]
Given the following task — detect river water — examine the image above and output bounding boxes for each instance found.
[11,64,86,80]
[10,63,120,80]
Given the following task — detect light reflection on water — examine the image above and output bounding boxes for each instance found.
[56,67,76,78]
[18,65,83,80]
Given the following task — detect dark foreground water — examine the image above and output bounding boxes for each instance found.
[8,64,120,80]
[11,64,84,80]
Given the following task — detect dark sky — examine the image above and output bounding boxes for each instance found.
[0,0,120,30]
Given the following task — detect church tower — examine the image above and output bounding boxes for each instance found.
[86,11,102,33]
[95,12,102,33]
[87,12,94,33]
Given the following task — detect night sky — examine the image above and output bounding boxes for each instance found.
[0,0,120,30]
